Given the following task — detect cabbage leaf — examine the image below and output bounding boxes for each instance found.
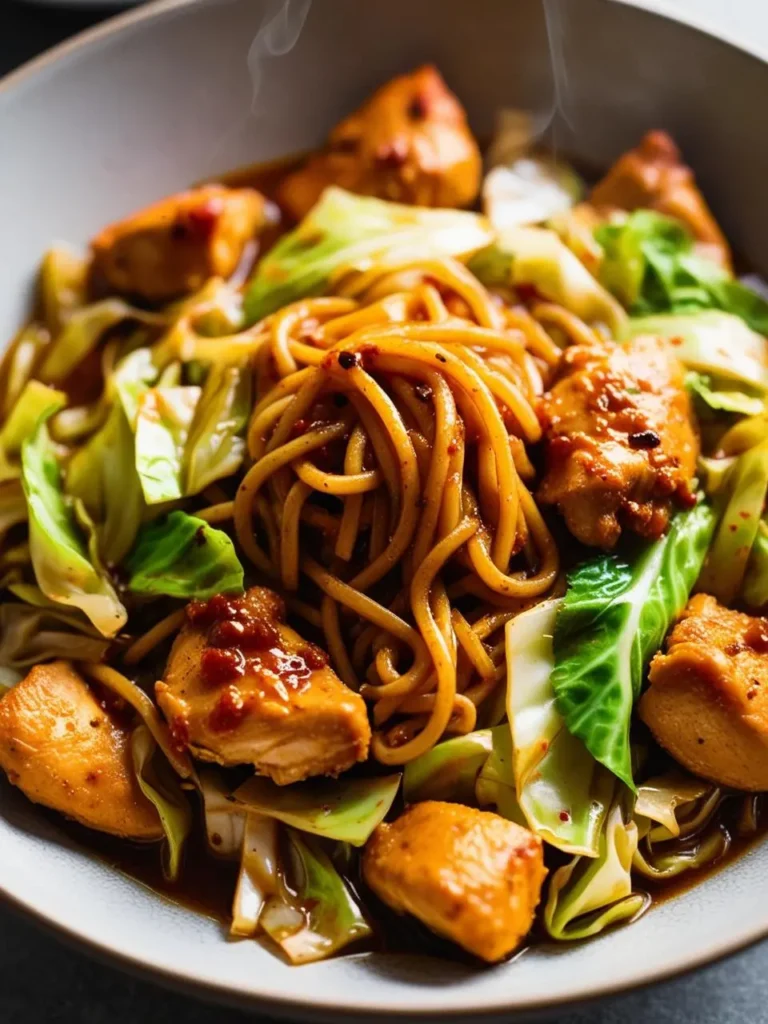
[622,311,768,392]
[686,372,764,418]
[744,521,768,609]
[633,772,726,880]
[544,800,647,940]
[632,827,728,881]
[597,210,768,336]
[403,726,525,821]
[66,403,145,566]
[38,300,160,384]
[231,813,279,938]
[243,187,493,323]
[483,158,583,231]
[131,724,192,881]
[473,725,526,824]
[0,324,51,422]
[469,225,626,332]
[134,387,201,504]
[21,418,126,637]
[0,601,109,669]
[552,502,716,789]
[232,773,400,846]
[65,348,157,564]
[39,245,88,333]
[125,510,244,599]
[0,381,66,483]
[403,729,496,805]
[183,365,250,495]
[198,768,246,858]
[635,772,721,842]
[506,599,611,855]
[259,830,371,963]
[113,347,159,428]
[697,441,768,605]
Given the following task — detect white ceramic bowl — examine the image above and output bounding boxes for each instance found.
[1,1,767,1018]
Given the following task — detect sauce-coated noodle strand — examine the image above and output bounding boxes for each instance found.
[123,609,187,666]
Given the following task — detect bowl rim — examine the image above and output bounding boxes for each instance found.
[2,0,768,1017]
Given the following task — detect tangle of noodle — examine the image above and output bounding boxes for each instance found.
[230,257,564,764]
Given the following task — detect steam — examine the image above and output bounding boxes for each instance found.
[542,0,574,136]
[206,0,311,173]
[507,0,572,156]
[247,0,312,111]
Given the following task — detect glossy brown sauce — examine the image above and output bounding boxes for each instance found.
[644,799,767,909]
[50,801,238,926]
[40,777,768,965]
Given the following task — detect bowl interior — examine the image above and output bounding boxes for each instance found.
[1,0,767,1017]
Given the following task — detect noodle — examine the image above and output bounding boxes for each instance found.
[196,501,235,524]
[235,257,561,763]
[123,609,187,665]
[79,662,192,778]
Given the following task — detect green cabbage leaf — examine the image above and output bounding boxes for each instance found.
[232,773,400,847]
[551,502,715,789]
[507,598,611,855]
[243,187,493,323]
[469,225,626,331]
[21,417,126,637]
[597,209,768,336]
[125,510,244,599]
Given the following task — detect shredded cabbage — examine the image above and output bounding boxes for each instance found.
[507,599,609,855]
[544,799,648,941]
[469,225,626,332]
[232,773,400,846]
[131,724,192,881]
[134,387,201,505]
[622,311,768,392]
[552,503,715,789]
[125,511,244,599]
[259,830,371,963]
[403,729,496,805]
[598,209,768,335]
[0,381,66,483]
[183,365,250,495]
[21,417,127,637]
[243,187,493,323]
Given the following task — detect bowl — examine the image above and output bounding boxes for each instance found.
[1,0,767,1018]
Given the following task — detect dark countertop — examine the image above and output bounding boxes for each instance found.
[2,3,768,1021]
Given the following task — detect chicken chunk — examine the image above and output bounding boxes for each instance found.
[156,588,370,785]
[537,335,698,549]
[640,594,768,790]
[278,65,481,221]
[591,130,732,269]
[91,185,272,302]
[0,661,162,839]
[363,801,546,962]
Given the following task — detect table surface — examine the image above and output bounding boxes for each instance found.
[2,1,768,1022]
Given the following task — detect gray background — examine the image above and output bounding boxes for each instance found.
[1,1,767,1021]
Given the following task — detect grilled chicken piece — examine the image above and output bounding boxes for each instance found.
[537,335,698,549]
[0,661,162,839]
[157,588,370,785]
[278,65,481,221]
[591,130,732,269]
[640,595,768,790]
[91,185,272,301]
[363,801,546,962]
